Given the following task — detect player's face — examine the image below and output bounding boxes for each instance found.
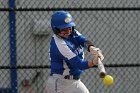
[58,27,72,38]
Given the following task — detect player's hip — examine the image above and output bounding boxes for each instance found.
[46,75,79,93]
[46,75,89,93]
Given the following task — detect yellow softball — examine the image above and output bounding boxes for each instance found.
[103,75,114,86]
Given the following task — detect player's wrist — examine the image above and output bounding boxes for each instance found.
[87,45,94,52]
[88,59,98,67]
[89,46,96,51]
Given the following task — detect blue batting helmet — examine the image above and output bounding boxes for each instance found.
[51,11,76,33]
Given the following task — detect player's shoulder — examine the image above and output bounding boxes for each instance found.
[52,34,66,43]
[73,29,82,36]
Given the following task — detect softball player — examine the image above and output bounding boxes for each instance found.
[46,11,104,93]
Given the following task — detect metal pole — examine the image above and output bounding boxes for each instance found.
[9,0,17,93]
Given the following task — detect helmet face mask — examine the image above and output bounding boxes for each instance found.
[57,27,73,38]
[51,11,76,34]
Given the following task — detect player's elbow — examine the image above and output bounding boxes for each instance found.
[77,60,89,70]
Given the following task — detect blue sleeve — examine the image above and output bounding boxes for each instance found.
[72,29,88,47]
[72,29,95,51]
[67,56,89,70]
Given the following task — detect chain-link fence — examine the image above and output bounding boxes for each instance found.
[0,0,140,93]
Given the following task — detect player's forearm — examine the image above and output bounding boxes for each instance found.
[69,57,89,70]
[77,60,97,69]
[69,55,98,70]
[88,59,98,67]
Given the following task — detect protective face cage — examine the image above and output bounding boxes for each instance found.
[54,27,75,35]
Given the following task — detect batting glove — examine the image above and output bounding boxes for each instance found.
[89,46,104,61]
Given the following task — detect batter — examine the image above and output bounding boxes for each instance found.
[46,11,104,93]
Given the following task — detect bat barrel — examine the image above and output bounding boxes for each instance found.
[97,58,106,78]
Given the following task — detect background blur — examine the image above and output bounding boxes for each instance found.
[0,0,140,93]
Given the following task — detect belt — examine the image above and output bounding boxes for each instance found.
[50,74,80,80]
[64,75,80,80]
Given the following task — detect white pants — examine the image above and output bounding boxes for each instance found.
[46,74,90,93]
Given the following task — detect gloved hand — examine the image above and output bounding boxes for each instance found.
[89,46,104,61]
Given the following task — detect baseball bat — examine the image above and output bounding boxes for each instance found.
[97,58,106,78]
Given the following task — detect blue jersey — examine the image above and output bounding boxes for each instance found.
[49,29,90,77]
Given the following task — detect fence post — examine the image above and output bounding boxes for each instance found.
[9,0,17,93]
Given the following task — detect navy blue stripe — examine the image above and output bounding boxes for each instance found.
[9,0,17,93]
[55,78,59,93]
